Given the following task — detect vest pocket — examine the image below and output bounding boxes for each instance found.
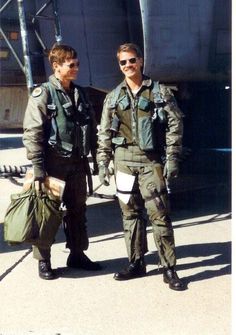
[117,95,130,110]
[112,136,126,146]
[62,102,74,117]
[138,116,155,151]
[138,96,150,111]
[47,104,57,118]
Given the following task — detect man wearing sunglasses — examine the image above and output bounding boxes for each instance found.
[23,44,101,279]
[97,43,185,290]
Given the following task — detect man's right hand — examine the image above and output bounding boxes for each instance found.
[98,164,110,186]
[33,164,46,181]
[33,166,46,192]
[32,157,46,182]
[163,159,179,181]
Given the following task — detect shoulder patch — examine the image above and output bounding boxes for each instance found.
[32,87,43,97]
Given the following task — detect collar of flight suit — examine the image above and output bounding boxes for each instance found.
[120,75,153,91]
[48,74,76,93]
[48,74,81,106]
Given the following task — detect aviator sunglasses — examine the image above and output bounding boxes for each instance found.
[119,57,137,66]
[64,61,80,69]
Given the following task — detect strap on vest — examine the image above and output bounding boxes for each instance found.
[152,81,164,104]
[152,82,167,123]
[44,81,89,111]
[109,81,164,108]
[43,82,62,145]
[42,82,57,116]
[77,86,89,107]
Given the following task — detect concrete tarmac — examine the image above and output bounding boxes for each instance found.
[0,133,232,335]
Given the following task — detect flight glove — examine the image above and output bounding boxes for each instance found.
[32,157,46,181]
[163,159,179,180]
[98,163,110,186]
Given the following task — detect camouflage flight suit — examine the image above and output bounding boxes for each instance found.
[23,74,98,261]
[97,76,183,267]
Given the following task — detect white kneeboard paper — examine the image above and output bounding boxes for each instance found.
[116,170,135,204]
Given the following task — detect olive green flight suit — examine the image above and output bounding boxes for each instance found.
[23,75,97,261]
[97,76,183,267]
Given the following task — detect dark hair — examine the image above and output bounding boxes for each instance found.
[48,44,78,66]
[116,43,143,59]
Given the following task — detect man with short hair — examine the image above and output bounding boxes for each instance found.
[97,43,185,290]
[23,44,101,280]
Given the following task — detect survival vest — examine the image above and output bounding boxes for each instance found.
[43,82,93,157]
[108,81,167,151]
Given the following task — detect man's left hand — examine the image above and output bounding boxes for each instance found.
[163,160,179,180]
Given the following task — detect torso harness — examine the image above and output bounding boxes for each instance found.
[43,82,92,158]
[108,81,167,152]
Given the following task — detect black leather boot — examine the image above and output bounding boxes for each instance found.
[38,260,55,280]
[67,252,102,271]
[114,259,146,281]
[163,266,185,291]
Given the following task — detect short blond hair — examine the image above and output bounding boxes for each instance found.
[117,43,143,59]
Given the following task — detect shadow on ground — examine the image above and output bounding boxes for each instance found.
[46,240,231,286]
[146,240,231,289]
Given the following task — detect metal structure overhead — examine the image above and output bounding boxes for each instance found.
[0,0,25,72]
[0,0,61,94]
[17,0,33,94]
[32,0,62,51]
